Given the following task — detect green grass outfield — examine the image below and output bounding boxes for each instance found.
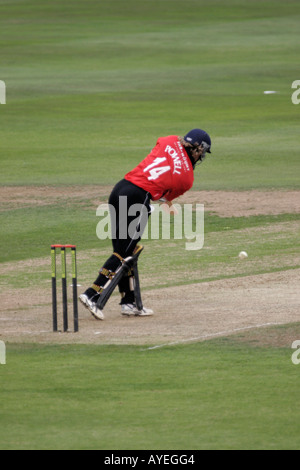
[1,335,300,451]
[1,0,299,190]
[0,0,300,450]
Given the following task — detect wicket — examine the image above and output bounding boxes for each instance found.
[51,244,79,332]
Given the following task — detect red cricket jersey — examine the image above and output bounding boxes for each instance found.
[125,135,194,201]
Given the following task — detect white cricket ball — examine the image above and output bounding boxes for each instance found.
[238,251,248,259]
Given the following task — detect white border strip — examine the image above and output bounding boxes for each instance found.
[143,322,284,351]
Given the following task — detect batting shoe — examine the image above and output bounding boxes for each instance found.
[121,303,154,317]
[79,292,105,321]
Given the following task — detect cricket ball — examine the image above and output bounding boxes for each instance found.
[238,251,248,259]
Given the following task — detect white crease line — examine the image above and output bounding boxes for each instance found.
[143,322,285,351]
[1,330,50,335]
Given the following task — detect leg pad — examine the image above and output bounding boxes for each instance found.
[97,246,144,310]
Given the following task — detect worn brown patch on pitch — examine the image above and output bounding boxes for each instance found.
[0,269,299,347]
[178,190,300,217]
[0,186,299,217]
[0,185,112,211]
[0,186,299,346]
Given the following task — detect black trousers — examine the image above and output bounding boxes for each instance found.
[93,179,151,302]
[109,179,151,258]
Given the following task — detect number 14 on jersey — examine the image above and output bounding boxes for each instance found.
[143,157,171,181]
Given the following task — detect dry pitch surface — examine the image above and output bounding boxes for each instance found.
[0,188,299,347]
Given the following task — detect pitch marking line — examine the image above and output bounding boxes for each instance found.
[143,322,285,351]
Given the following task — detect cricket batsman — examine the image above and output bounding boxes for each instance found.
[79,128,212,320]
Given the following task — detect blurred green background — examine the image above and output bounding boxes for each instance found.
[1,0,299,188]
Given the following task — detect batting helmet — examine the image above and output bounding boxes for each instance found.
[184,129,212,153]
